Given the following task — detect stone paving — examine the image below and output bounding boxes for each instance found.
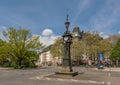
[0,66,120,85]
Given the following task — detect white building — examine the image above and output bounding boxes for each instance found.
[36,45,61,66]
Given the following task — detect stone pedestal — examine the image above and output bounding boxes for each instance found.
[55,66,78,77]
[61,67,71,72]
[55,71,78,77]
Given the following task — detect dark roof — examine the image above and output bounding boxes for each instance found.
[40,45,52,53]
[72,26,81,33]
[72,26,84,39]
[72,26,81,37]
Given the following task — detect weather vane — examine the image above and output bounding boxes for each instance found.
[66,14,69,22]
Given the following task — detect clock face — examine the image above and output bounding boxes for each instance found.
[64,37,69,41]
[75,33,78,36]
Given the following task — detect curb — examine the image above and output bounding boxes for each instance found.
[0,67,14,70]
[94,67,120,72]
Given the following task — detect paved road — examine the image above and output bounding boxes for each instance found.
[0,66,120,85]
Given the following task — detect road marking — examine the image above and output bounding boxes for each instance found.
[71,79,79,82]
[29,73,54,80]
[107,68,111,85]
[57,78,64,81]
[30,76,43,79]
[46,78,50,80]
[108,73,111,77]
[30,76,105,84]
[107,82,111,85]
[36,76,42,79]
[89,80,97,83]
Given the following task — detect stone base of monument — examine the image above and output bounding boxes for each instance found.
[55,71,78,77]
[55,67,78,77]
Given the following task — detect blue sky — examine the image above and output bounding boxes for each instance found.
[0,0,120,46]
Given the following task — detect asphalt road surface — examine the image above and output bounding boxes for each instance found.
[0,66,120,85]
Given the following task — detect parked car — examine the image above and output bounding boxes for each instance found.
[97,63,104,69]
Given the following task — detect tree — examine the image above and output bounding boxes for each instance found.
[80,31,113,62]
[110,38,120,62]
[50,37,63,58]
[96,39,113,58]
[107,34,120,46]
[71,38,83,57]
[0,39,9,65]
[81,32,102,60]
[2,27,43,68]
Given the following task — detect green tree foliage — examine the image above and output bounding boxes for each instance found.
[97,39,112,56]
[110,38,120,61]
[107,34,120,45]
[1,27,43,68]
[81,32,103,60]
[50,31,113,64]
[71,38,83,60]
[0,39,9,65]
[50,37,63,59]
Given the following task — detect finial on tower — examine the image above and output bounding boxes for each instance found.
[66,14,69,22]
[65,14,70,31]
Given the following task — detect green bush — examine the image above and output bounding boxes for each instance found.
[29,63,37,68]
[14,65,23,69]
[3,62,10,67]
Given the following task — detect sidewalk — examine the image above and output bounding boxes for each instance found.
[94,67,120,72]
[0,67,13,70]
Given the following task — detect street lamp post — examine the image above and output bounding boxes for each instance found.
[62,14,73,72]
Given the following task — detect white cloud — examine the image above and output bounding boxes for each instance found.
[99,32,109,39]
[40,35,60,46]
[119,31,120,34]
[1,26,7,30]
[101,35,109,39]
[0,33,4,39]
[0,26,7,40]
[99,32,104,36]
[42,28,53,36]
[40,28,60,46]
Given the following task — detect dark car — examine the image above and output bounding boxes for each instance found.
[97,63,104,69]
